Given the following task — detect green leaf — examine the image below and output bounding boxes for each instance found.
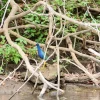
[55,0,63,6]
[15,38,27,45]
[14,57,20,64]
[0,35,6,44]
[0,48,3,55]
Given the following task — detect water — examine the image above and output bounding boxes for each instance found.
[0,80,100,100]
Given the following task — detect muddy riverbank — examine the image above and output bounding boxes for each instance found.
[0,77,100,100]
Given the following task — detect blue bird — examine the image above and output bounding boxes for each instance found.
[36,43,46,60]
[36,43,47,68]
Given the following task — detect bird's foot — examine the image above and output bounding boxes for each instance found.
[43,62,47,67]
[40,62,47,70]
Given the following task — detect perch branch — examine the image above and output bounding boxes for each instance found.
[9,30,100,64]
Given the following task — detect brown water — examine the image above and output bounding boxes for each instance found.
[64,84,100,100]
[0,80,100,100]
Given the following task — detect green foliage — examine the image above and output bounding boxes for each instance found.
[15,37,27,51]
[95,0,100,5]
[0,0,11,22]
[77,0,89,6]
[24,27,47,43]
[0,0,7,8]
[65,0,89,12]
[63,24,78,34]
[24,12,48,25]
[68,25,78,32]
[0,36,37,65]
[35,33,46,43]
[30,0,38,3]
[26,47,37,58]
[0,37,27,64]
[24,28,36,38]
[55,0,64,6]
[0,35,6,44]
[1,0,100,67]
[24,9,48,43]
[0,44,21,64]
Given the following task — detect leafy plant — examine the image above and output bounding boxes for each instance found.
[0,44,21,64]
[0,0,11,23]
[0,35,6,44]
[15,37,27,51]
[26,47,37,58]
[55,0,64,6]
[24,28,36,38]
[0,37,28,64]
[23,4,49,43]
[24,27,48,43]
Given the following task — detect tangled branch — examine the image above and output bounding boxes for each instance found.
[0,0,100,99]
